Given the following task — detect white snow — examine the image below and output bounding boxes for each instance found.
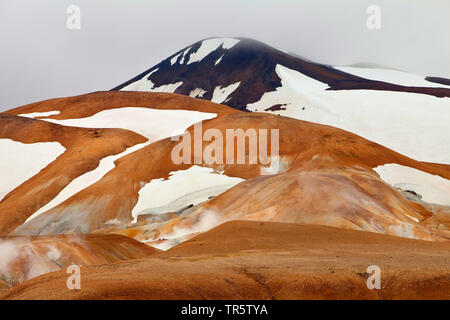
[153,81,183,93]
[334,66,450,88]
[374,163,450,206]
[26,109,217,221]
[215,54,224,66]
[42,107,216,139]
[121,76,182,93]
[170,52,182,65]
[120,68,161,91]
[247,64,450,164]
[25,141,150,222]
[211,82,240,104]
[121,77,153,91]
[0,139,66,202]
[179,47,191,64]
[132,166,244,222]
[189,88,207,98]
[187,38,239,65]
[18,111,60,118]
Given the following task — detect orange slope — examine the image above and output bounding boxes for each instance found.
[12,111,449,241]
[0,233,158,287]
[0,114,146,235]
[4,91,237,119]
[3,221,449,300]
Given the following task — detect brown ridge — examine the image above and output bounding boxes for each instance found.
[3,221,449,300]
[3,91,237,119]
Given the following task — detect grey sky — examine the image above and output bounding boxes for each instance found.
[0,0,449,110]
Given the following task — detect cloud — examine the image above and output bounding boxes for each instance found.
[0,0,448,109]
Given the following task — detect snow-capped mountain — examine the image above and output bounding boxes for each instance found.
[114,37,450,164]
[0,38,449,299]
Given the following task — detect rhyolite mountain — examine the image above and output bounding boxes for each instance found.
[0,37,450,300]
[3,92,450,245]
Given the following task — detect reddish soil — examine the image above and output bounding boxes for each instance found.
[3,221,449,300]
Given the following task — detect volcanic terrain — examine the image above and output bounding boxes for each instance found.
[1,37,449,300]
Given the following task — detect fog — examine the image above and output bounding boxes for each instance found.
[0,0,448,110]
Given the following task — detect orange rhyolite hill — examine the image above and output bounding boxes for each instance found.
[1,90,449,299]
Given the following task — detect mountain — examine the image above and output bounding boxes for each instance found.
[113,37,450,102]
[0,111,146,235]
[1,92,232,235]
[1,38,449,299]
[2,91,449,246]
[113,37,450,164]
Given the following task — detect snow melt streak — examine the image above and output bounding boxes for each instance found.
[211,82,240,104]
[42,107,217,139]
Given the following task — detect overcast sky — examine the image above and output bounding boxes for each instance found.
[0,0,449,110]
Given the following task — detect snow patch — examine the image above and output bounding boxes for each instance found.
[26,109,217,221]
[215,54,224,65]
[121,76,182,93]
[153,81,183,93]
[42,107,216,139]
[187,38,239,65]
[179,47,191,64]
[0,139,66,202]
[374,163,450,206]
[120,68,159,91]
[18,111,60,118]
[132,166,243,223]
[211,82,240,104]
[26,141,150,222]
[170,52,182,65]
[189,88,207,98]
